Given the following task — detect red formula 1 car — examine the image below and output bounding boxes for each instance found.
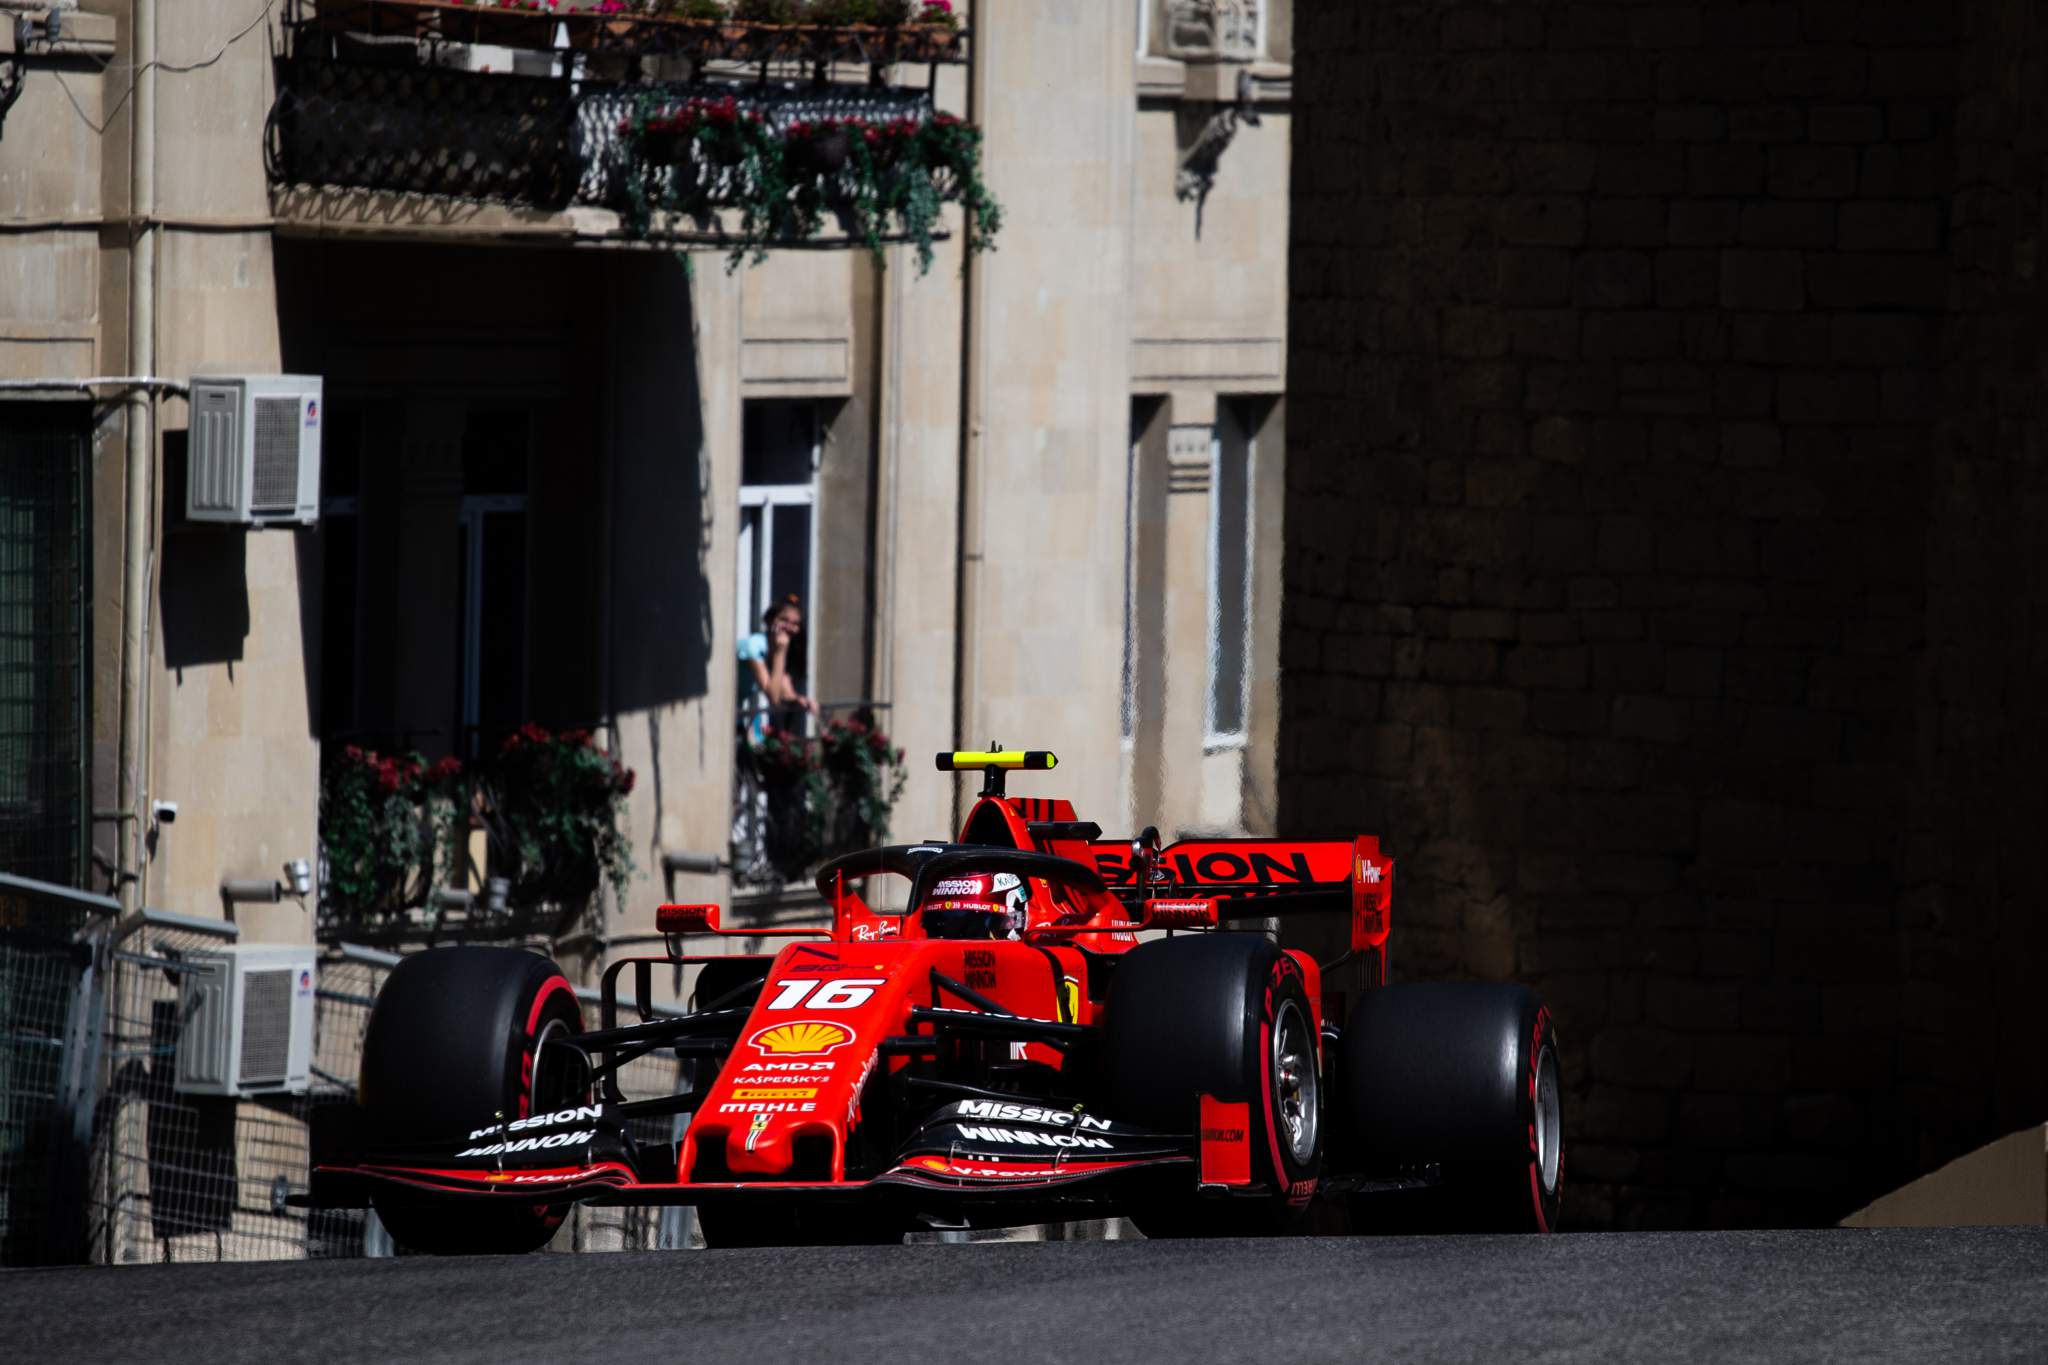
[307,751,1563,1249]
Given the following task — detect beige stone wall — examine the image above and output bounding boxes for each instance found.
[958,0,1136,826]
[873,232,966,848]
[606,257,745,942]
[141,5,311,938]
[1119,59,1291,839]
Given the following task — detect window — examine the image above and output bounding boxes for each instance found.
[458,410,530,753]
[737,401,820,705]
[0,404,88,887]
[1205,402,1253,747]
[319,408,363,736]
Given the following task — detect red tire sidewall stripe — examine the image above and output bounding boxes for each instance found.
[520,973,578,1224]
[519,975,577,1120]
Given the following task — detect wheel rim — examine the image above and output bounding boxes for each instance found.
[1271,998,1318,1167]
[1534,1043,1561,1195]
[531,1015,590,1114]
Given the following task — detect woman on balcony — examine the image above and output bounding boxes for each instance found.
[738,594,818,748]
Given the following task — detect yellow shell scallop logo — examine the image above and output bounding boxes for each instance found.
[750,1020,853,1056]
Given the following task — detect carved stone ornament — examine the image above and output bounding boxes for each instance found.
[1164,0,1260,64]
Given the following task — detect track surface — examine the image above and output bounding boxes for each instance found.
[8,1228,2048,1363]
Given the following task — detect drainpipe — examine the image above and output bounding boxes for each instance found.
[116,0,157,912]
[948,2,986,832]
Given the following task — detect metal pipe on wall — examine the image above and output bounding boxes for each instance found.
[115,0,158,912]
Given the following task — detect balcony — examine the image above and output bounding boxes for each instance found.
[731,701,905,890]
[267,0,995,264]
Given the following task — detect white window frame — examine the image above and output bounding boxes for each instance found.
[1204,407,1254,749]
[737,402,823,716]
[459,493,528,742]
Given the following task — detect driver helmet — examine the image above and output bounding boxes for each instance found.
[920,872,1030,940]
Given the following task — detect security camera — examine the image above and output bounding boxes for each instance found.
[152,800,179,825]
[284,858,313,898]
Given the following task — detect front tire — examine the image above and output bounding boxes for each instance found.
[1100,934,1322,1237]
[360,947,589,1255]
[1340,982,1562,1233]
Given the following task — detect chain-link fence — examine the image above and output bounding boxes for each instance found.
[0,928,93,1262]
[0,891,691,1267]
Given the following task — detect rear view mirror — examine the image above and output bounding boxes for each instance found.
[656,903,721,934]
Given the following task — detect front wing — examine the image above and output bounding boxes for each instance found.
[307,1099,1199,1212]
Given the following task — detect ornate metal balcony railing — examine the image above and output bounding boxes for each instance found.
[266,3,998,260]
[265,57,932,213]
[293,0,969,72]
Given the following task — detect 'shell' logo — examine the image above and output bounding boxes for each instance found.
[749,1020,853,1056]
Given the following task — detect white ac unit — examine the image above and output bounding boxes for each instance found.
[185,373,324,527]
[174,945,318,1097]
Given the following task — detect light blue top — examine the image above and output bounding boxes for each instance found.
[738,630,770,744]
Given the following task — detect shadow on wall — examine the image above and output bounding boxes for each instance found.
[606,250,713,716]
[158,433,251,673]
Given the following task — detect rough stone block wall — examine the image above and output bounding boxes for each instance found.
[1285,0,2048,1228]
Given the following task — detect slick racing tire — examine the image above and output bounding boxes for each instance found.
[1340,982,1562,1234]
[360,947,590,1255]
[1100,934,1322,1237]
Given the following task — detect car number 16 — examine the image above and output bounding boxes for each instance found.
[765,977,885,1010]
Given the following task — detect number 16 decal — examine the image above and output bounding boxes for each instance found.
[765,977,884,1010]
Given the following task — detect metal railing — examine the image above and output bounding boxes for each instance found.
[731,699,898,889]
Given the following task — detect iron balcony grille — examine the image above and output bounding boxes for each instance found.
[266,54,938,218]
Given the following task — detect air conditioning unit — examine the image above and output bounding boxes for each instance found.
[174,945,318,1097]
[185,373,323,527]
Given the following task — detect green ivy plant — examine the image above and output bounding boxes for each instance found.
[614,85,999,271]
[619,93,822,266]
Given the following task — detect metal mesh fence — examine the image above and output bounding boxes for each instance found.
[90,921,324,1264]
[0,930,90,1263]
[82,933,689,1263]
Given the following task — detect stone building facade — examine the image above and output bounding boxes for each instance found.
[1285,1,2048,1227]
[0,1,1294,943]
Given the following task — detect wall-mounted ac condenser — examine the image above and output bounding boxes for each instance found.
[174,945,318,1097]
[185,374,324,527]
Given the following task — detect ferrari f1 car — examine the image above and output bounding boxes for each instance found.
[308,751,1563,1249]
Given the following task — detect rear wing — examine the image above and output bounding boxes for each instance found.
[1055,835,1393,953]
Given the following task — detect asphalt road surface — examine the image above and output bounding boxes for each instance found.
[8,1228,2048,1364]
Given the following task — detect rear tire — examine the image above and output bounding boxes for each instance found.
[1099,934,1322,1237]
[1340,982,1562,1233]
[360,947,589,1255]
